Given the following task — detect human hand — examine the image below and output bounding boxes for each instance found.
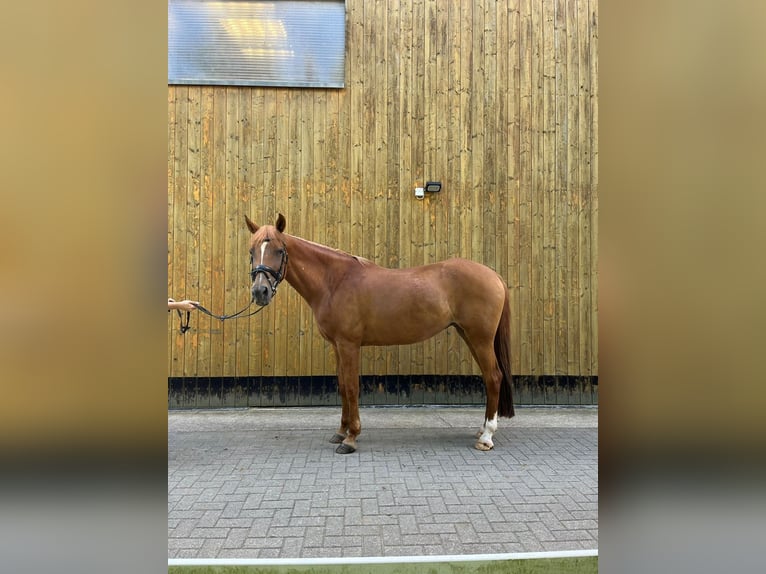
[168,298,200,311]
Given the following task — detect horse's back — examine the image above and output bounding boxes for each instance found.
[362,257,505,300]
[370,257,506,321]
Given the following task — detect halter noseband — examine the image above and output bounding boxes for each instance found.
[250,242,288,298]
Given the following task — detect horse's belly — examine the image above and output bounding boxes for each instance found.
[361,329,443,347]
[360,307,451,346]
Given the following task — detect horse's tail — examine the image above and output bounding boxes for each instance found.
[494,289,515,418]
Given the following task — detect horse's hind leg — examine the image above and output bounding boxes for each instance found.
[475,354,502,450]
[456,328,502,451]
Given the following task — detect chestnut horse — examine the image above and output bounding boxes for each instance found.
[245,214,514,454]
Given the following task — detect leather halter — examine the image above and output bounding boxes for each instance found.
[250,239,288,297]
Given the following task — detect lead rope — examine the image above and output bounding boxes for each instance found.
[192,300,266,321]
[174,301,267,334]
[176,309,192,334]
[175,245,287,334]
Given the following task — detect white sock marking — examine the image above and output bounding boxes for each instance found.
[478,413,498,447]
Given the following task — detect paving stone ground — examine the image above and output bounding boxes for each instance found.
[168,406,597,559]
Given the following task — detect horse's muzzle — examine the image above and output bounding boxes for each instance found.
[252,282,272,306]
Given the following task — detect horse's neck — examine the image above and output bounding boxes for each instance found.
[283,235,354,305]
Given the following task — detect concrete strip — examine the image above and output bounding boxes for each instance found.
[168,406,597,433]
[169,551,598,573]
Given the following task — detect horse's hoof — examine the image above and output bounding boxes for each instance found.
[335,443,356,454]
[474,441,493,451]
[329,433,346,444]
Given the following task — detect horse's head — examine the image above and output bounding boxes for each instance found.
[244,213,288,306]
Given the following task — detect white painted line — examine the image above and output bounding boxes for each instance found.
[169,549,598,567]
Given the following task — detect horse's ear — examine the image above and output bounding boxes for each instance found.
[244,214,259,234]
[276,213,286,233]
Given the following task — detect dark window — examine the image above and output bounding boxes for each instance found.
[169,0,346,88]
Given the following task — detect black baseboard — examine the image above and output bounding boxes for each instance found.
[168,375,597,409]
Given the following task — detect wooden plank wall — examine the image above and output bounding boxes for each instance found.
[168,0,598,390]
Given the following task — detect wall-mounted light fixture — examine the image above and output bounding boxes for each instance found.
[424,181,442,193]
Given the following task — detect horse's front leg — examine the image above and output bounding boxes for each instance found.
[332,341,361,454]
[328,343,349,444]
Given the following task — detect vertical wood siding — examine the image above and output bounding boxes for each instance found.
[168,0,598,387]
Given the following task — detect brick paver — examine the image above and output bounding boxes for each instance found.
[168,407,597,559]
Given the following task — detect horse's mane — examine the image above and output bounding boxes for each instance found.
[289,234,372,266]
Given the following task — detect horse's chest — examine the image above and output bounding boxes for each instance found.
[313,300,363,342]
